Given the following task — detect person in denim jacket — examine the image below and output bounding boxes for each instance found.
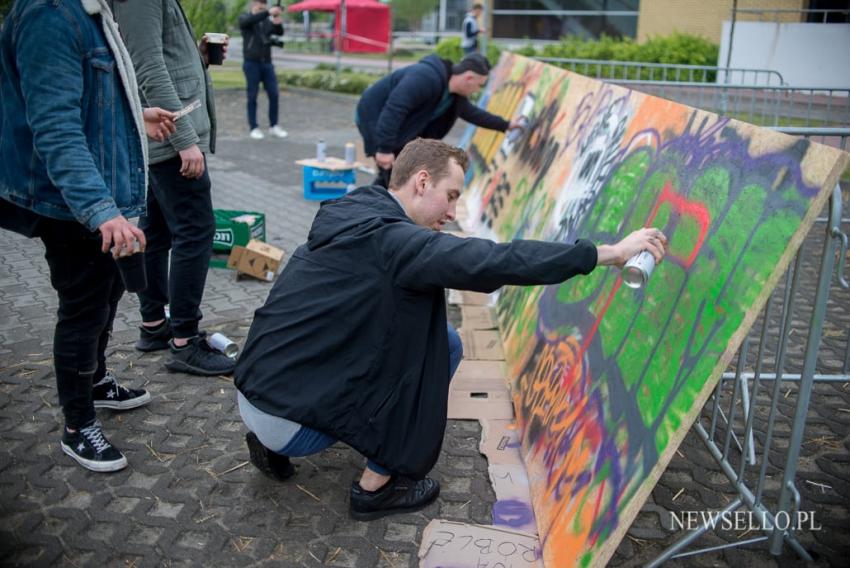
[110,0,237,377]
[0,0,176,471]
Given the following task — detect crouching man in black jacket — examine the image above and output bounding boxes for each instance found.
[234,138,668,520]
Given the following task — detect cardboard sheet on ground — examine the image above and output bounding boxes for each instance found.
[489,464,538,534]
[448,289,494,306]
[419,520,542,568]
[461,305,498,330]
[458,328,505,360]
[461,52,850,567]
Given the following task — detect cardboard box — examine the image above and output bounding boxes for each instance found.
[227,239,285,282]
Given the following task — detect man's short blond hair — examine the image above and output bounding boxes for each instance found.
[389,139,469,189]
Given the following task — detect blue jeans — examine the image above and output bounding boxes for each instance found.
[245,322,464,475]
[243,60,279,130]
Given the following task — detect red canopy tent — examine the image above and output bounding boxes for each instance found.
[288,0,391,54]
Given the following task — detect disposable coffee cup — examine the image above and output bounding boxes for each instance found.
[204,33,228,65]
[116,251,147,293]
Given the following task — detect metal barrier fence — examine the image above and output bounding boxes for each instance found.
[535,57,786,86]
[608,82,850,128]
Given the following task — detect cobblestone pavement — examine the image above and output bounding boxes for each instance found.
[1,88,848,567]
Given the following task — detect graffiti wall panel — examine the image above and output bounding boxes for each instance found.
[463,53,849,567]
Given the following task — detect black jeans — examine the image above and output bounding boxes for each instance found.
[138,155,215,339]
[373,167,391,189]
[40,218,124,429]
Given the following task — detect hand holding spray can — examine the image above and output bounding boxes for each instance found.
[622,251,655,288]
[207,332,239,358]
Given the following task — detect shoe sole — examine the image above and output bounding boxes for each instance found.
[94,391,152,410]
[165,358,235,376]
[61,442,128,472]
[349,490,440,521]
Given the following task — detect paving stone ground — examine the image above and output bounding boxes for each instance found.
[0,87,848,567]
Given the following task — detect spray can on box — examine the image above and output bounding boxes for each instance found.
[316,139,326,162]
[207,332,239,358]
[344,142,356,164]
[622,251,655,289]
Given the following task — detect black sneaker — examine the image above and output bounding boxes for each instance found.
[165,334,236,376]
[246,432,295,481]
[60,420,128,472]
[92,371,151,410]
[135,320,172,352]
[349,476,440,521]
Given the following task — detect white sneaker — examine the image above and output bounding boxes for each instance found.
[269,125,288,138]
[249,128,264,140]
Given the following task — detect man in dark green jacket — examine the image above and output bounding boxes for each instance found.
[356,53,523,187]
[234,138,668,520]
[112,0,236,376]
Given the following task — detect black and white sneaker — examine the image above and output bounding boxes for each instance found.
[92,371,151,410]
[165,334,236,376]
[60,420,128,472]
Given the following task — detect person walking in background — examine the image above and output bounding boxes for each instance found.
[461,3,485,55]
[0,0,176,471]
[239,0,288,140]
[356,52,523,188]
[111,0,237,377]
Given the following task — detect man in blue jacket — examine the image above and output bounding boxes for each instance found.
[234,138,667,520]
[0,0,176,472]
[355,53,522,187]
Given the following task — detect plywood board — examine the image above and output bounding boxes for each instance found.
[462,52,850,567]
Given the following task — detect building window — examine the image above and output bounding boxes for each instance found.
[492,0,640,41]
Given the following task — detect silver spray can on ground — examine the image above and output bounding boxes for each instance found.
[344,142,356,164]
[622,250,655,289]
[207,332,239,358]
[316,139,326,162]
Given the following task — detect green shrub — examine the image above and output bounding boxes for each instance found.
[433,37,503,67]
[279,70,380,95]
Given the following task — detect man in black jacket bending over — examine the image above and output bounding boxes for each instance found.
[356,52,523,187]
[234,139,667,520]
[240,0,287,140]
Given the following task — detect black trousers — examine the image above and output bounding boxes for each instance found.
[138,155,215,339]
[372,167,392,189]
[40,218,124,429]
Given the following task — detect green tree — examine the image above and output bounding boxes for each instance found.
[390,0,439,30]
[182,0,231,40]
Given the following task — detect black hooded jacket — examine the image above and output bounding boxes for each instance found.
[239,9,283,63]
[355,54,510,156]
[234,186,598,478]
